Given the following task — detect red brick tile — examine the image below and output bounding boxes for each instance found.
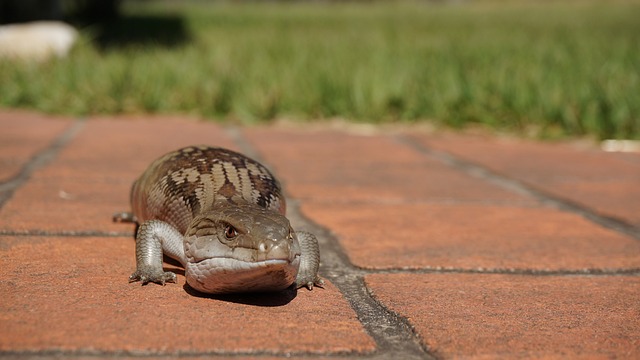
[365,273,640,358]
[245,128,533,204]
[0,117,237,233]
[51,116,239,177]
[0,177,133,233]
[0,356,353,360]
[302,202,640,271]
[613,151,640,165]
[414,133,640,226]
[0,110,72,182]
[547,179,640,225]
[0,235,375,354]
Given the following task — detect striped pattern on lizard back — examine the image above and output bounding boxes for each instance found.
[130,146,286,235]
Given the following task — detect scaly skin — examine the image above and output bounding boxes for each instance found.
[114,145,322,294]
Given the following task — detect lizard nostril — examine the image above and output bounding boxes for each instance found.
[259,238,283,253]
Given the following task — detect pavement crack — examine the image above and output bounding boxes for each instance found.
[228,126,436,360]
[359,266,640,277]
[397,134,640,242]
[0,120,84,209]
[287,201,436,360]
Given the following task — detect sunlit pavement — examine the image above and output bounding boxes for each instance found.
[1,110,638,359]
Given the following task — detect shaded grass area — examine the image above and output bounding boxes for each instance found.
[1,1,639,139]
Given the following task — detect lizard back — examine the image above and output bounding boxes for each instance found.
[131,146,286,234]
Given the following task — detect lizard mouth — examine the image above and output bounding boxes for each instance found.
[194,254,299,264]
[193,257,290,265]
[185,256,300,294]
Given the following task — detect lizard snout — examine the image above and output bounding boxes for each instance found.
[257,236,296,261]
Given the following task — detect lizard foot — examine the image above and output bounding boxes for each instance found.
[113,211,137,223]
[129,268,177,286]
[296,276,325,291]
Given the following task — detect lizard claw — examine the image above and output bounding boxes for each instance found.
[113,211,137,223]
[297,276,325,291]
[129,269,177,286]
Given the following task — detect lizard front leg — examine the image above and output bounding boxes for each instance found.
[295,231,324,290]
[130,220,185,285]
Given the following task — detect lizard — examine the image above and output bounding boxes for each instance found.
[113,145,322,294]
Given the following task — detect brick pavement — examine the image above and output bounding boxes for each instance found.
[1,110,638,359]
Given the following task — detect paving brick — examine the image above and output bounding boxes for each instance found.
[4,116,638,359]
[49,116,238,178]
[0,110,72,183]
[613,151,640,165]
[413,133,640,226]
[549,179,640,223]
[0,356,349,360]
[0,177,133,234]
[245,128,533,204]
[0,117,237,233]
[302,202,640,271]
[0,235,375,355]
[365,273,640,359]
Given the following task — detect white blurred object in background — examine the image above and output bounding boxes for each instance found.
[0,21,77,61]
[601,140,640,153]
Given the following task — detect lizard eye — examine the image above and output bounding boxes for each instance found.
[224,225,238,239]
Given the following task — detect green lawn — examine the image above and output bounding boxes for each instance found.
[1,0,639,139]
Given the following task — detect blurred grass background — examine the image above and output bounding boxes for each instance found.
[0,0,638,139]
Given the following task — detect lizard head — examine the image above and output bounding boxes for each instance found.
[183,204,301,293]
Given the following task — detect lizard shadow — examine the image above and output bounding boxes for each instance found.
[183,283,297,306]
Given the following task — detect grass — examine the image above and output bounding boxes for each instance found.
[1,0,639,139]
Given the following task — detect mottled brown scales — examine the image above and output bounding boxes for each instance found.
[131,146,285,234]
[217,181,238,199]
[189,217,219,237]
